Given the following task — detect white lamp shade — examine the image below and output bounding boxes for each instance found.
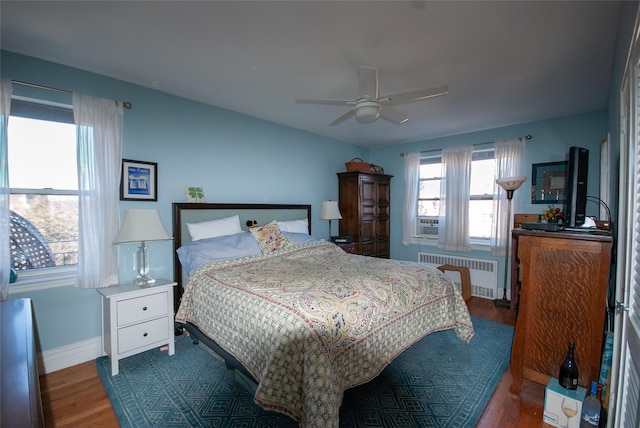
[496,176,527,191]
[113,209,172,244]
[320,201,342,220]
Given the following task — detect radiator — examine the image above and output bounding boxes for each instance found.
[418,252,499,299]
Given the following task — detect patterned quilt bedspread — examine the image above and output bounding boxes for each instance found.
[175,240,474,427]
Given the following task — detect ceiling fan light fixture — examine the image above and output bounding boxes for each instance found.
[296,65,447,126]
[355,101,381,123]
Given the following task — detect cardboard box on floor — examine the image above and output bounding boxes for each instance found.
[543,378,587,428]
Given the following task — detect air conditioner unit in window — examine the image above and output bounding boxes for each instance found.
[419,218,439,236]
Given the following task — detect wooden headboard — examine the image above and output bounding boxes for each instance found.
[171,203,312,306]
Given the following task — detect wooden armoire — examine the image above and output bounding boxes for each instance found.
[337,171,392,258]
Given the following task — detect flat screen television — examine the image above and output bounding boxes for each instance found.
[563,146,589,227]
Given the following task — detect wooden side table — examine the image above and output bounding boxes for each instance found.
[97,278,176,375]
[436,264,472,301]
[509,229,612,393]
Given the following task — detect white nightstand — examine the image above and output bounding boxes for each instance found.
[97,278,176,376]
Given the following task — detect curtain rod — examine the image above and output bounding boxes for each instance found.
[399,134,532,157]
[11,80,132,110]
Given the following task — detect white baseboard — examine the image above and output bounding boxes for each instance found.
[38,336,103,374]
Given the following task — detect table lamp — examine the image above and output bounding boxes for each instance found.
[113,209,172,286]
[320,200,342,240]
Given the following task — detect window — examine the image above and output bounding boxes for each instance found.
[416,148,495,240]
[8,99,78,273]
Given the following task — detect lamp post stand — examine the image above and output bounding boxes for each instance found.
[493,176,526,309]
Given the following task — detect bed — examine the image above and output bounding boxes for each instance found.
[172,203,474,428]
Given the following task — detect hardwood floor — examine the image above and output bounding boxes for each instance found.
[472,297,548,428]
[39,297,548,427]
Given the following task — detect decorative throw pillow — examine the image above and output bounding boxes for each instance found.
[249,220,291,252]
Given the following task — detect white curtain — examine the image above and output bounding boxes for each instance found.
[73,94,123,289]
[0,79,12,301]
[438,145,472,252]
[490,138,526,256]
[402,152,420,246]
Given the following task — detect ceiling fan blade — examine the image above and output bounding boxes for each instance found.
[380,106,408,124]
[329,109,356,126]
[357,66,378,101]
[295,98,353,106]
[384,85,448,106]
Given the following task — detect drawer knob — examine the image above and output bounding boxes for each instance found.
[143,332,148,337]
[142,306,148,311]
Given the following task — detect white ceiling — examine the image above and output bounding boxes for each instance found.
[0,1,621,148]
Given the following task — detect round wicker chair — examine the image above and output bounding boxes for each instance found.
[10,210,56,271]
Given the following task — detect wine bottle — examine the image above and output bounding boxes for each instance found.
[580,381,601,427]
[559,341,579,389]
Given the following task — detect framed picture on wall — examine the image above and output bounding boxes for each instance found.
[120,159,158,201]
[531,161,568,204]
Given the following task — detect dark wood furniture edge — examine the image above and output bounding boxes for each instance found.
[510,230,519,310]
[0,298,45,427]
[336,171,394,178]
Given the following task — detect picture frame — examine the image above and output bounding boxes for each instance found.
[531,161,568,204]
[120,159,158,201]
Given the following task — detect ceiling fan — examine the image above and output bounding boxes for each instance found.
[296,65,448,126]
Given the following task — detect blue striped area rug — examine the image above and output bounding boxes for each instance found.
[97,317,513,427]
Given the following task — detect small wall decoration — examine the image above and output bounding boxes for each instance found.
[120,159,158,201]
[184,186,205,202]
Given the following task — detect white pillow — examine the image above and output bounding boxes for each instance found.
[276,218,309,234]
[187,215,242,241]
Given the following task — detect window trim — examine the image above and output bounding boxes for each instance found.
[408,235,491,251]
[11,188,77,196]
[10,266,77,293]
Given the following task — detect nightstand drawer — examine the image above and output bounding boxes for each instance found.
[117,291,168,326]
[118,316,170,354]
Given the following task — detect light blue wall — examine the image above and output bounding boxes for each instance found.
[2,51,368,351]
[0,48,615,353]
[370,110,607,285]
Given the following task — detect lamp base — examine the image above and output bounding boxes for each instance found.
[493,297,511,309]
[135,276,156,288]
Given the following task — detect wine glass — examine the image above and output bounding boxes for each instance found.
[561,397,579,428]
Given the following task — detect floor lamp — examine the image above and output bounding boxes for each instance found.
[494,176,527,308]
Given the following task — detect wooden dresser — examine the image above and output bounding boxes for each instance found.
[337,171,392,258]
[509,229,613,394]
[0,298,45,427]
